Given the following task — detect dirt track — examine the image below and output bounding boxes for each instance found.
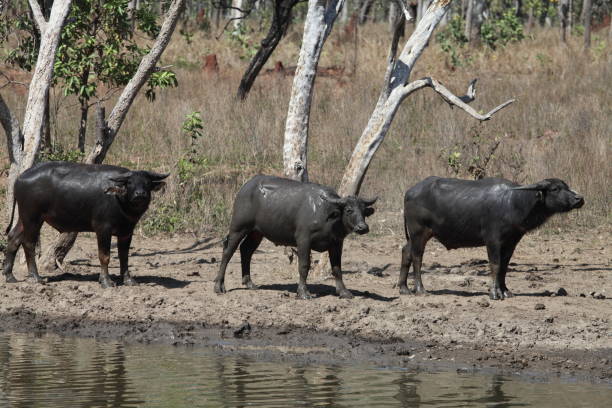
[0,218,610,382]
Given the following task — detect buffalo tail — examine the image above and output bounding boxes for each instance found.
[5,196,16,235]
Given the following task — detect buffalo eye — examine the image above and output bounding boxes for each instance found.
[329,210,341,219]
[346,208,353,215]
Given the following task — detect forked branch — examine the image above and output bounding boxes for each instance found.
[28,0,47,31]
[402,77,515,121]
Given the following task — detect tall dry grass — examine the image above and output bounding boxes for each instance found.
[1,24,610,236]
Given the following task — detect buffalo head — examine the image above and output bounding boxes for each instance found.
[105,171,169,207]
[321,195,377,235]
[513,178,584,212]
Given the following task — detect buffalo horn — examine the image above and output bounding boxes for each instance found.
[512,180,550,191]
[109,171,133,184]
[361,196,378,206]
[146,171,170,181]
[320,194,345,206]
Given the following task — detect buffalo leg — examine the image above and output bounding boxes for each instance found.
[118,235,137,286]
[411,230,431,295]
[296,240,312,300]
[240,231,263,289]
[398,244,412,295]
[329,243,353,299]
[2,221,24,283]
[499,242,518,298]
[21,218,45,283]
[486,243,503,300]
[215,230,248,294]
[96,231,115,288]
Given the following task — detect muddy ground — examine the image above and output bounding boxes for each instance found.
[0,217,610,383]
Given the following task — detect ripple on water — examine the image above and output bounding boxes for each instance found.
[0,333,609,408]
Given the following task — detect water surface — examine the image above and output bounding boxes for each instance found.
[0,333,609,407]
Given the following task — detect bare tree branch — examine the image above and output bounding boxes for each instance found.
[396,0,414,21]
[237,0,305,100]
[0,72,28,90]
[102,0,185,162]
[400,77,515,121]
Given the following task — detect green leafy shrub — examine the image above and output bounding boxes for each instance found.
[40,145,85,163]
[436,15,470,68]
[480,10,525,49]
[227,24,260,60]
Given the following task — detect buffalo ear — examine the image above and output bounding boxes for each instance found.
[104,185,127,197]
[151,181,166,192]
[364,207,375,217]
[536,190,544,202]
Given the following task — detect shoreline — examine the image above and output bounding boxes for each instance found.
[1,311,610,384]
[0,227,610,383]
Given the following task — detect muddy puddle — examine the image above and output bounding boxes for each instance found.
[0,332,610,407]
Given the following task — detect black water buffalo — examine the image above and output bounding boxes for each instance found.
[399,177,584,300]
[214,175,377,299]
[3,162,168,287]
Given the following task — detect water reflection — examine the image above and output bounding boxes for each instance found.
[0,333,609,407]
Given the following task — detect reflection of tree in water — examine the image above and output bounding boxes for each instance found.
[87,342,144,407]
[293,365,344,407]
[476,375,526,408]
[0,335,144,407]
[393,371,422,407]
[211,354,347,407]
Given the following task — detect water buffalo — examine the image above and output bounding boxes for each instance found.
[214,175,377,299]
[399,177,584,300]
[3,162,168,287]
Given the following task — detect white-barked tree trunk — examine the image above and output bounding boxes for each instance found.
[1,0,72,231]
[283,0,345,181]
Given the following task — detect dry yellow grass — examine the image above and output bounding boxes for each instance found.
[1,24,610,235]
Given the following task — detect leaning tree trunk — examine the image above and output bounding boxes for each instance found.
[39,0,186,272]
[1,0,72,232]
[283,0,345,182]
[237,0,301,100]
[337,0,514,198]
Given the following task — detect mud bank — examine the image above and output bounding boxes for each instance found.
[1,224,610,382]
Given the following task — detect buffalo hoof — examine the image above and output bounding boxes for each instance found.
[28,276,47,284]
[123,277,138,286]
[489,288,504,300]
[503,290,514,299]
[414,288,428,296]
[399,285,412,295]
[4,274,18,283]
[297,288,313,300]
[214,281,226,294]
[242,278,259,290]
[338,289,354,299]
[100,278,116,289]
